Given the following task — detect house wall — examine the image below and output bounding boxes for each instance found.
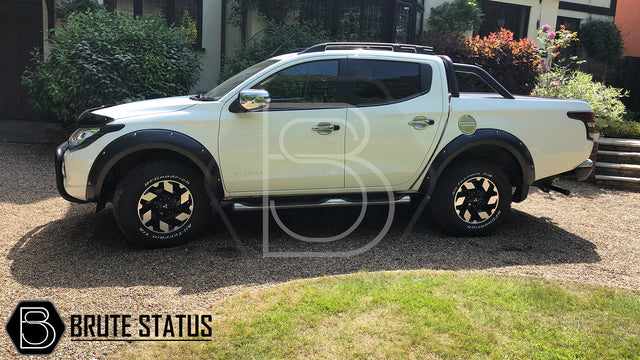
[424,0,560,42]
[615,0,640,57]
[195,0,223,92]
[424,0,620,39]
[223,2,265,57]
[556,0,615,22]
[562,0,611,7]
[43,0,50,55]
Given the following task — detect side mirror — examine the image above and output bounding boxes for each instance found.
[238,89,271,111]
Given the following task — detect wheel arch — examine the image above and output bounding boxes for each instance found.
[86,129,222,203]
[420,129,535,203]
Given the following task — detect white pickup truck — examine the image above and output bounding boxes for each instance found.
[55,42,595,248]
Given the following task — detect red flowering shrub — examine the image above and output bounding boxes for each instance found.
[426,29,540,95]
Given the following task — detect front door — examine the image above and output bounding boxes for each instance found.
[219,59,347,193]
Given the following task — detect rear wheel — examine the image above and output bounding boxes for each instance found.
[430,160,512,236]
[113,160,209,248]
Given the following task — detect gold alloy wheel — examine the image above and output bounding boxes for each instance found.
[137,180,194,234]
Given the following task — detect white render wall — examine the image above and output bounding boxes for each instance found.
[195,0,223,92]
[561,0,611,8]
[423,0,561,40]
[557,0,615,23]
[423,0,614,38]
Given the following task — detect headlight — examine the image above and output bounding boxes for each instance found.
[66,124,125,151]
[68,128,100,149]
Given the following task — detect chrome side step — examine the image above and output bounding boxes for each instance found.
[232,196,411,211]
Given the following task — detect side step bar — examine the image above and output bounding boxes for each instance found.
[232,196,411,211]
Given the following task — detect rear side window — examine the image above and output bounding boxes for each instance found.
[350,60,431,105]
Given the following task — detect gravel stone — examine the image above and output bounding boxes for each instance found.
[0,142,638,359]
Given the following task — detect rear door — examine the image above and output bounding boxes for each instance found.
[344,57,446,189]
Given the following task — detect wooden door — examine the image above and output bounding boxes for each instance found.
[0,0,43,120]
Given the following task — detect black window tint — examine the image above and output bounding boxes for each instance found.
[351,60,424,105]
[254,60,339,108]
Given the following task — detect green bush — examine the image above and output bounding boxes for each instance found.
[22,9,201,124]
[534,68,627,123]
[220,20,329,82]
[579,19,624,64]
[578,19,624,82]
[596,118,640,139]
[427,0,483,37]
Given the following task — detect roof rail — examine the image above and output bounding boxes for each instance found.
[299,42,434,55]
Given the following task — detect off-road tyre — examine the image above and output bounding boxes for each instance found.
[430,160,512,236]
[113,160,209,248]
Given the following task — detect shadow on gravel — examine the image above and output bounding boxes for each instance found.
[535,177,637,200]
[8,204,600,294]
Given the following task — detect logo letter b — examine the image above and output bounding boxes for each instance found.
[20,307,57,350]
[6,301,66,355]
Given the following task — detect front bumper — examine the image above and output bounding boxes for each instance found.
[573,159,594,181]
[55,142,87,203]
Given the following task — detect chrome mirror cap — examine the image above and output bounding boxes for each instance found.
[238,89,271,111]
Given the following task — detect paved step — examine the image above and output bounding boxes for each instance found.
[598,150,640,157]
[596,174,640,183]
[598,137,640,152]
[595,138,640,191]
[596,162,640,177]
[595,174,640,191]
[596,162,640,170]
[597,150,640,165]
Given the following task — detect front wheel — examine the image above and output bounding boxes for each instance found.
[430,160,512,236]
[112,160,209,248]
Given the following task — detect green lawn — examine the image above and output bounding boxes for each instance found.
[109,271,640,360]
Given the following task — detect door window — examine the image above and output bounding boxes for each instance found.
[349,59,430,105]
[253,60,340,109]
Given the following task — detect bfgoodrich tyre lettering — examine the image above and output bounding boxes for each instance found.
[113,160,209,248]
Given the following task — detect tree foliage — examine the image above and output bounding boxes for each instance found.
[22,9,201,124]
[579,19,624,64]
[427,0,483,37]
[220,20,329,82]
[55,0,104,20]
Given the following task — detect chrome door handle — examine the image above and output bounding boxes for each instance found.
[312,122,340,135]
[408,117,435,130]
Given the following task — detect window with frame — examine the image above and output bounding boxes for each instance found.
[476,0,530,40]
[349,60,430,105]
[105,0,203,48]
[300,0,424,44]
[556,16,581,31]
[252,60,340,109]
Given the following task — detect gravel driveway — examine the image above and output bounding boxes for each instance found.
[1,142,639,359]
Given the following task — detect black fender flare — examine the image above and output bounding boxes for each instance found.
[419,129,535,202]
[85,129,221,202]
